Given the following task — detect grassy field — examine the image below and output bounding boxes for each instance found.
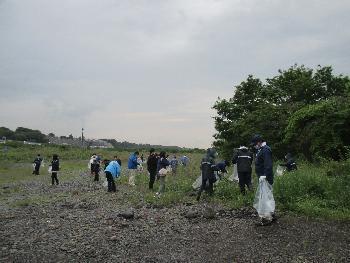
[0,144,349,220]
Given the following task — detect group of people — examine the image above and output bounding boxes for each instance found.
[32,133,297,225]
[197,134,297,225]
[32,153,60,185]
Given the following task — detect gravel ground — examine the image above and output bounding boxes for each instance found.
[0,177,349,263]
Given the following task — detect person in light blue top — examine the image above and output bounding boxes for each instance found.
[170,155,179,175]
[127,151,139,186]
[104,160,121,192]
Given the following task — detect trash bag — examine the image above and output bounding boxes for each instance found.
[228,164,239,182]
[48,166,52,173]
[253,177,275,219]
[276,165,285,176]
[192,174,202,190]
[193,172,222,190]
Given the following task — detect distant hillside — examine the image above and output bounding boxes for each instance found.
[0,126,204,152]
[101,139,196,152]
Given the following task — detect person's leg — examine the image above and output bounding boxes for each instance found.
[238,172,246,194]
[35,165,40,175]
[55,173,59,185]
[106,172,112,192]
[197,176,207,201]
[94,171,99,181]
[149,171,156,189]
[51,173,55,185]
[246,172,252,191]
[207,181,214,196]
[158,176,165,193]
[111,177,116,192]
[128,169,136,186]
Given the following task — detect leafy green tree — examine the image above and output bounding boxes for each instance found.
[0,127,15,139]
[14,127,48,143]
[213,65,350,161]
[284,97,350,161]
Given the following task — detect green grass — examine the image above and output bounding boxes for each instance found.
[274,161,350,220]
[1,145,350,220]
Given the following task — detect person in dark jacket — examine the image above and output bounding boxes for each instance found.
[252,134,273,185]
[196,148,219,201]
[251,134,273,185]
[91,158,100,181]
[280,153,297,171]
[32,154,43,175]
[252,134,277,225]
[50,154,60,185]
[232,146,253,194]
[147,148,158,190]
[216,160,230,174]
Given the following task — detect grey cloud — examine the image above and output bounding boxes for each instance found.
[1,0,349,147]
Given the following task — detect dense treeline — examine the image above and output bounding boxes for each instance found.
[0,127,205,153]
[213,65,350,161]
[102,139,205,153]
[0,127,48,143]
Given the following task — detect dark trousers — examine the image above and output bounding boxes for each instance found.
[51,172,59,185]
[196,177,213,201]
[149,170,157,189]
[238,171,252,195]
[93,171,99,181]
[33,165,40,175]
[105,171,116,192]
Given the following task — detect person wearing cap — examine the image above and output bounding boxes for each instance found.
[251,134,273,185]
[147,148,158,190]
[196,148,219,201]
[232,146,253,194]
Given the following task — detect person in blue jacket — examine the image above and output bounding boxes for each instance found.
[127,151,139,186]
[104,160,121,192]
[251,134,273,185]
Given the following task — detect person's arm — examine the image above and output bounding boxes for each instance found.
[116,163,121,176]
[133,156,138,166]
[232,152,238,164]
[263,149,273,180]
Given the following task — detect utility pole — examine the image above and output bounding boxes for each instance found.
[81,128,84,147]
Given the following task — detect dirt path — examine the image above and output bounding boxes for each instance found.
[0,177,349,262]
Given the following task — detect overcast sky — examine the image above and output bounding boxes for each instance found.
[0,0,349,148]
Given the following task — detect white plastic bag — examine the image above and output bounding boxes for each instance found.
[48,166,52,173]
[192,172,221,190]
[228,164,239,182]
[276,165,285,176]
[253,177,275,219]
[192,174,202,190]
